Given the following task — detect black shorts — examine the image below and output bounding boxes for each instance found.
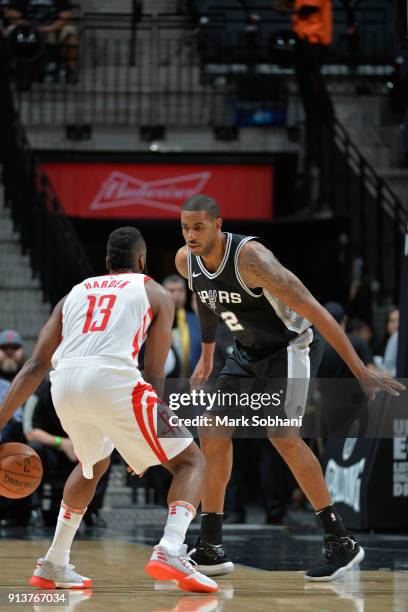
[209,328,323,423]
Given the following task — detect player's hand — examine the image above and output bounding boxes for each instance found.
[60,438,78,462]
[190,355,213,391]
[356,367,406,400]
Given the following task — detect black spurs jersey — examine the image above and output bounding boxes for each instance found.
[187,233,311,352]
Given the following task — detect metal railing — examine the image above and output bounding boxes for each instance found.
[322,118,406,299]
[13,8,394,128]
[2,117,94,306]
[15,14,230,127]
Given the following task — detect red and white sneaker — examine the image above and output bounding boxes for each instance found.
[145,545,218,593]
[29,558,92,589]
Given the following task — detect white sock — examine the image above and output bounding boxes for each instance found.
[45,501,86,566]
[159,501,196,555]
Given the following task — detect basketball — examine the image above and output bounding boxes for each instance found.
[0,443,43,499]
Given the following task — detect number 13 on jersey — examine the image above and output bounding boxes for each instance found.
[82,294,117,333]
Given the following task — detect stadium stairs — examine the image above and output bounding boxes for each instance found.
[99,463,168,529]
[0,177,50,356]
[336,93,408,211]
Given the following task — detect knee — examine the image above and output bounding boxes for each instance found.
[185,441,206,473]
[194,446,206,476]
[170,441,206,477]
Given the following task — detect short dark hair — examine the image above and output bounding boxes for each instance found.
[181,194,220,218]
[347,318,370,334]
[324,301,345,324]
[107,226,145,270]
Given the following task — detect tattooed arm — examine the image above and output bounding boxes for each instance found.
[238,241,405,398]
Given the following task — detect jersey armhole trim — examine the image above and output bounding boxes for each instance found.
[234,237,264,298]
[187,249,193,291]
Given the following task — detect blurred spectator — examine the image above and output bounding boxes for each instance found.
[3,0,78,82]
[0,377,11,440]
[319,305,375,377]
[0,328,25,381]
[162,274,201,378]
[0,378,9,403]
[0,329,31,526]
[384,331,399,377]
[164,345,182,378]
[23,378,109,527]
[0,329,26,441]
[346,259,375,327]
[318,302,370,437]
[374,307,399,357]
[347,317,373,350]
[372,307,399,376]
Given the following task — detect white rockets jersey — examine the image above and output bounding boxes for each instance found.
[52,273,153,369]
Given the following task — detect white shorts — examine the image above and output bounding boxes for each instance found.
[50,357,192,479]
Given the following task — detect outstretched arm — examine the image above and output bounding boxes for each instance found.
[238,241,405,399]
[144,280,175,398]
[0,298,65,430]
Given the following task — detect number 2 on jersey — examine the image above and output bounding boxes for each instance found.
[220,311,244,332]
[82,294,117,333]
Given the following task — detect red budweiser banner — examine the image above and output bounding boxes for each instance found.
[43,163,273,219]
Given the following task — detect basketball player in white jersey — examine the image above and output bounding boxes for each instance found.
[0,227,218,594]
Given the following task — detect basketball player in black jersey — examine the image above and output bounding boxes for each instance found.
[175,194,404,581]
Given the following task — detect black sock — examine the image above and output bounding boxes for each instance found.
[201,512,223,545]
[316,505,348,538]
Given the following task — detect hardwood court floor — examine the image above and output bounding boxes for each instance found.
[0,539,407,612]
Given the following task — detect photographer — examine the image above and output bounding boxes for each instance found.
[3,0,78,82]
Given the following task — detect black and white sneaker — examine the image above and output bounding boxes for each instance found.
[305,534,365,581]
[188,538,234,576]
